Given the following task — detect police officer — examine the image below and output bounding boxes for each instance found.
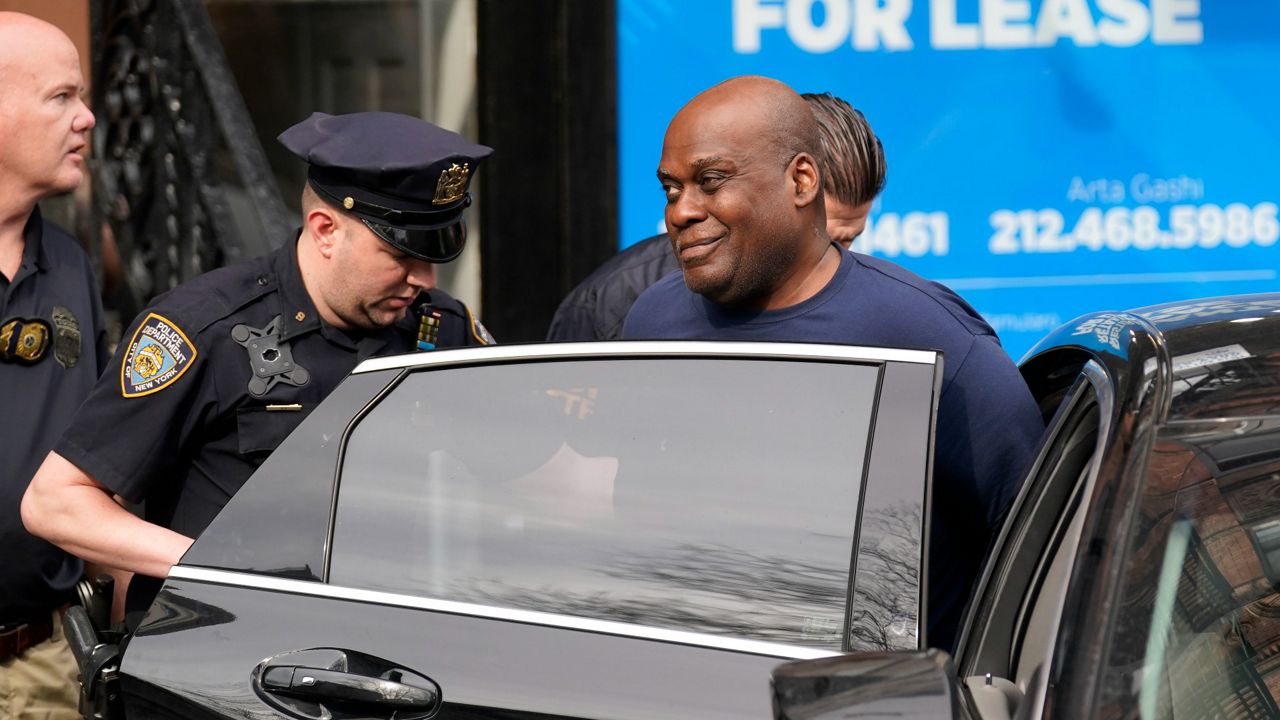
[22,111,494,628]
[0,11,106,717]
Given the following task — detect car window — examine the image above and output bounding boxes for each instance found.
[1100,419,1280,719]
[846,359,937,652]
[328,357,880,650]
[183,369,399,578]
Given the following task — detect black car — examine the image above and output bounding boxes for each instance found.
[86,294,1280,719]
[109,340,940,719]
[775,294,1280,720]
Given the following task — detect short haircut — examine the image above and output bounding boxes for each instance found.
[300,181,321,212]
[802,92,886,207]
[301,180,342,215]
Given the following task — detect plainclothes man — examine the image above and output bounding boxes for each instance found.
[546,91,886,341]
[0,11,107,718]
[624,76,1043,652]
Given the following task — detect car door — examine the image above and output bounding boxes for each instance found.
[770,348,1120,720]
[120,342,941,720]
[772,302,1280,720]
[954,359,1112,719]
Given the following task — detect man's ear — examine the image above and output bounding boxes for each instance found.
[304,205,342,258]
[789,152,821,209]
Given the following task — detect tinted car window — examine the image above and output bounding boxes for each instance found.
[1101,420,1280,718]
[183,369,399,579]
[329,358,879,649]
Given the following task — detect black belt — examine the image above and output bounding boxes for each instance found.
[0,615,55,662]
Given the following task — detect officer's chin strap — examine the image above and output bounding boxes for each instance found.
[416,303,442,351]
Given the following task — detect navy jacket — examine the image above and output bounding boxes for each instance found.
[547,234,679,342]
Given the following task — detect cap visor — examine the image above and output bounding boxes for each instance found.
[364,219,467,263]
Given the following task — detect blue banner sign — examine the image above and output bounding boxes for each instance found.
[617,0,1280,358]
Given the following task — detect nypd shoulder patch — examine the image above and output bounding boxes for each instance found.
[468,307,495,345]
[120,312,199,398]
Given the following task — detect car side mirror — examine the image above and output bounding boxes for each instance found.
[772,649,972,720]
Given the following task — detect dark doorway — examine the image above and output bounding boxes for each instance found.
[477,0,618,341]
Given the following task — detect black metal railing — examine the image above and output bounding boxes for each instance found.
[91,0,291,320]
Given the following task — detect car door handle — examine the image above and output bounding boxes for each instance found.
[260,664,437,710]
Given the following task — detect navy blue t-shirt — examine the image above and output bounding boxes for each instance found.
[624,248,1044,651]
[1,208,108,623]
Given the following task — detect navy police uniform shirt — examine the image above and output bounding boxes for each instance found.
[624,247,1045,653]
[55,236,490,618]
[0,207,109,622]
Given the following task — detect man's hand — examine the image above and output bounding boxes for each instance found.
[21,452,193,579]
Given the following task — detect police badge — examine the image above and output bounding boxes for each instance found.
[432,162,471,205]
[51,305,82,368]
[0,317,50,364]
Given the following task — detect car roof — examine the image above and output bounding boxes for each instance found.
[1024,292,1280,422]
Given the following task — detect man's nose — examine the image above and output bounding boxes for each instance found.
[406,258,437,291]
[666,190,707,230]
[75,102,96,133]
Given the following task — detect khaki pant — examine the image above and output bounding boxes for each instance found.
[0,611,79,720]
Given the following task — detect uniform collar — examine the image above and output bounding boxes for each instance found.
[20,206,47,273]
[270,233,324,343]
[3,207,48,290]
[270,231,403,355]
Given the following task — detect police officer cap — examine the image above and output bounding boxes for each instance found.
[279,111,493,263]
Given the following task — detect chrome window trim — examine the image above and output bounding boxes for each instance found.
[168,565,841,661]
[352,341,940,374]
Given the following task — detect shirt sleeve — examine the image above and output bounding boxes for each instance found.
[934,334,1045,533]
[925,334,1044,649]
[55,307,217,503]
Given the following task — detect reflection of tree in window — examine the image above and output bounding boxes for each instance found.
[848,501,920,651]
[437,502,922,652]
[446,541,848,648]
